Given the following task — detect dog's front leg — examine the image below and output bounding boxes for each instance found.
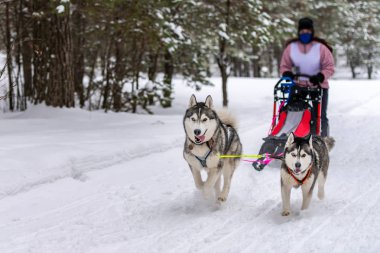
[301,177,314,210]
[218,165,235,203]
[189,166,204,190]
[214,177,221,197]
[203,169,222,199]
[281,179,292,216]
[317,172,326,200]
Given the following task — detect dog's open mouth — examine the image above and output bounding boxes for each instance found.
[194,129,207,144]
[194,135,206,144]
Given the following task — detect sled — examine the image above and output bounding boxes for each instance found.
[252,74,322,171]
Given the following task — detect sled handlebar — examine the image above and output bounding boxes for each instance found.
[279,74,311,82]
[294,74,311,79]
[277,74,320,92]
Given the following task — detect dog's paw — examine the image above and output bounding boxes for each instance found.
[281,210,290,216]
[217,195,227,203]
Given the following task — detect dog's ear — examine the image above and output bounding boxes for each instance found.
[285,133,295,147]
[188,94,197,108]
[205,95,214,109]
[308,134,313,149]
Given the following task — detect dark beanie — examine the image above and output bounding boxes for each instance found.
[298,17,314,33]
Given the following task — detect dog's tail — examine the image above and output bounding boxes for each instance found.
[217,109,238,128]
[324,137,335,152]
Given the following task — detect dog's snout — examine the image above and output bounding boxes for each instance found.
[194,129,201,136]
[295,162,301,168]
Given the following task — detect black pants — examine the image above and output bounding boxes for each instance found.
[311,88,329,137]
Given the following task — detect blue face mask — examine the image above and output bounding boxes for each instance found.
[299,33,312,44]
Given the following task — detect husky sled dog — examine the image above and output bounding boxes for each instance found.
[183,95,242,203]
[281,133,335,216]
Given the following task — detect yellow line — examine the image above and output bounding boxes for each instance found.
[218,154,264,159]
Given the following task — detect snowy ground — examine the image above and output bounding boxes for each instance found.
[0,78,380,253]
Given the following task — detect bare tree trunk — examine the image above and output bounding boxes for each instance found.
[217,0,230,107]
[231,57,237,77]
[62,10,75,107]
[217,45,228,107]
[86,49,97,111]
[13,1,23,110]
[367,65,372,79]
[220,64,228,106]
[253,59,261,77]
[72,0,86,107]
[113,31,125,112]
[237,59,242,77]
[32,0,49,104]
[147,50,159,105]
[102,41,112,112]
[243,60,250,77]
[252,45,261,77]
[148,50,159,82]
[5,2,14,111]
[20,0,30,110]
[232,58,242,77]
[350,62,356,79]
[46,7,75,107]
[367,52,373,80]
[162,49,173,108]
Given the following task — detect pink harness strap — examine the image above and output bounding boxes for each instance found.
[245,152,284,165]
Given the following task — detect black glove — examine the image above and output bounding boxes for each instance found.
[282,71,294,80]
[309,72,325,86]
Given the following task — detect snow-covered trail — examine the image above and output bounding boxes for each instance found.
[0,79,380,253]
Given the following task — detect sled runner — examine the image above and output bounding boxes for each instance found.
[252,74,322,171]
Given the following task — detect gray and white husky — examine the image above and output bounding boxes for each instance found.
[281,133,335,216]
[183,95,242,203]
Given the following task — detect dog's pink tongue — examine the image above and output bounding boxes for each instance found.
[198,135,205,142]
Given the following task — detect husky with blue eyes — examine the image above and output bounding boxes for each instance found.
[183,95,242,204]
[281,133,335,216]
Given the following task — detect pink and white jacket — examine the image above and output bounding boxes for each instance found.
[280,40,335,89]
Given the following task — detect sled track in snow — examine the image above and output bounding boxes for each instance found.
[1,117,266,199]
[0,137,185,199]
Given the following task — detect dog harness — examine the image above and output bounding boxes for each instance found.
[188,139,214,168]
[195,149,212,168]
[287,165,312,186]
